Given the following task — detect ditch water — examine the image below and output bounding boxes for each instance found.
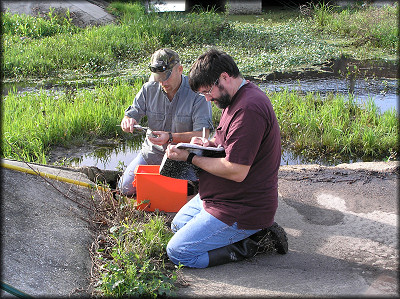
[4,75,398,170]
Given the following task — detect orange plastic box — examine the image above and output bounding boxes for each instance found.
[133,165,188,212]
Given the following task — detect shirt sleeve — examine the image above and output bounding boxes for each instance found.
[124,85,147,122]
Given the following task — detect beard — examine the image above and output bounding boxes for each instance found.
[213,88,231,109]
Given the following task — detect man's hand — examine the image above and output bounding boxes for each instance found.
[190,136,216,147]
[120,116,138,133]
[148,131,169,145]
[166,144,189,161]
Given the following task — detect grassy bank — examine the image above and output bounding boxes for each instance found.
[3,80,397,164]
[2,2,397,80]
[2,3,227,79]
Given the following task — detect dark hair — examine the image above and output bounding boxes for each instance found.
[188,48,241,92]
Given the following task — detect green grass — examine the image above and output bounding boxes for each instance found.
[268,90,398,162]
[3,2,397,80]
[308,2,398,58]
[2,79,143,163]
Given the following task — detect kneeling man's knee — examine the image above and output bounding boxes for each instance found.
[166,241,207,268]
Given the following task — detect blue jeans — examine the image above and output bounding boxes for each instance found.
[118,153,147,196]
[167,194,260,268]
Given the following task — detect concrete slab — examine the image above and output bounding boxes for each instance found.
[1,159,98,297]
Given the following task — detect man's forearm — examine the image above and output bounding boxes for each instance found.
[191,155,250,182]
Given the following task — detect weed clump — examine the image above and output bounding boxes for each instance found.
[90,187,184,297]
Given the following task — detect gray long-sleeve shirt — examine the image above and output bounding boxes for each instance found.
[125,75,214,164]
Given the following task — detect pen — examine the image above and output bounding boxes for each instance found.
[202,127,206,139]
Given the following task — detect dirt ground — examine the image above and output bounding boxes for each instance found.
[174,161,399,297]
[2,159,397,297]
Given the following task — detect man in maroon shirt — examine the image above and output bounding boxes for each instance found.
[165,49,288,268]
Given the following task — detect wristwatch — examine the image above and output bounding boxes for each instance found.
[167,132,173,144]
[186,152,196,164]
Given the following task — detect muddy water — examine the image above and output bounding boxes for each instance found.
[59,141,142,171]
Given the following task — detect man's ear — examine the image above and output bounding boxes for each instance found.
[220,72,230,83]
[177,64,184,74]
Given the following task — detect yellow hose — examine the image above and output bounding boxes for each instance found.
[1,161,109,192]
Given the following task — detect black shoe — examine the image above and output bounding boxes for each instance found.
[249,229,275,253]
[250,222,288,255]
[269,222,288,254]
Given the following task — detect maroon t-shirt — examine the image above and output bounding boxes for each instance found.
[198,82,281,229]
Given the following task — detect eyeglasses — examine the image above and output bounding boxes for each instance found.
[198,79,219,97]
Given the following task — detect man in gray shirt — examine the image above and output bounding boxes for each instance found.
[119,48,213,196]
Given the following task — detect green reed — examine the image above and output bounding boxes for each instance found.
[3,82,397,164]
[268,89,398,162]
[2,79,143,163]
[2,7,80,38]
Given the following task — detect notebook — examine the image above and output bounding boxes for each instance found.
[159,143,225,180]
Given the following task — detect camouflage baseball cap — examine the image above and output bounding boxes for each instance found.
[149,48,180,82]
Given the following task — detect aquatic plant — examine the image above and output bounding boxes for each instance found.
[216,20,338,75]
[269,89,398,163]
[2,79,143,163]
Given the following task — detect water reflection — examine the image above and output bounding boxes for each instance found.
[63,139,312,170]
[58,136,143,170]
[60,140,366,170]
[69,145,139,170]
